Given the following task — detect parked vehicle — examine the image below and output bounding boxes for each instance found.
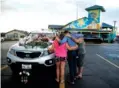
[6,31,56,84]
[84,34,103,43]
[114,35,119,43]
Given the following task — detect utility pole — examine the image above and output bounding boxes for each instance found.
[113,21,117,31]
[0,0,2,13]
[76,3,78,20]
[0,0,5,13]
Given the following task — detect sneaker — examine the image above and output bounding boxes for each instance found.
[67,80,75,85]
[76,75,82,79]
[74,77,77,81]
[70,81,75,85]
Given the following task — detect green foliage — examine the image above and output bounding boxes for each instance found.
[4,39,19,41]
[24,41,48,48]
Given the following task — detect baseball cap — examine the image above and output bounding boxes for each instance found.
[71,33,84,38]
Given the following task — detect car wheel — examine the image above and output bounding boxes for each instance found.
[9,65,18,76]
[110,40,114,43]
[9,65,20,82]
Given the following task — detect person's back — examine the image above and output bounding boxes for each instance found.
[48,33,78,84]
[60,31,77,84]
[53,39,67,58]
[60,36,76,46]
[52,36,67,84]
[72,34,86,79]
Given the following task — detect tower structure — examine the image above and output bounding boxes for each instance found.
[85,5,105,29]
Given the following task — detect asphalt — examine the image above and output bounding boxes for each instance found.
[1,41,119,88]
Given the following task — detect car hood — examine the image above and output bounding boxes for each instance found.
[11,43,48,52]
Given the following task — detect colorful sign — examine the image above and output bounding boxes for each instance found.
[87,10,100,29]
[63,10,101,30]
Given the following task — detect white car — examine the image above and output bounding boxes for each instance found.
[6,31,55,76]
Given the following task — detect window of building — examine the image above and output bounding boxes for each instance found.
[14,33,18,38]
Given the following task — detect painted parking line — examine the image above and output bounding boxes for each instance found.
[60,83,65,88]
[96,54,119,69]
[86,44,119,45]
[0,65,8,71]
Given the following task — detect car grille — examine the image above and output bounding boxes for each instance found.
[16,51,41,59]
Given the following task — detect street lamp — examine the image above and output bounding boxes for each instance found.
[113,21,117,31]
[76,3,79,20]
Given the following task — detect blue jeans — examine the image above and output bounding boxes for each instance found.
[67,50,77,82]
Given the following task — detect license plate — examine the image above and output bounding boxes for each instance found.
[22,64,32,69]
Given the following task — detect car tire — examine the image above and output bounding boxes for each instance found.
[9,65,18,76]
[9,65,21,82]
[110,40,114,43]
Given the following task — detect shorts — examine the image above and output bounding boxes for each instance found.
[55,56,67,62]
[77,54,85,67]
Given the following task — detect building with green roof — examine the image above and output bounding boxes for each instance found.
[48,5,116,43]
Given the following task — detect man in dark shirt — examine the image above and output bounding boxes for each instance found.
[68,33,86,79]
[60,31,77,84]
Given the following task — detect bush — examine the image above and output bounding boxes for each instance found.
[4,38,19,41]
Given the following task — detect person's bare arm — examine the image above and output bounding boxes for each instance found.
[65,34,82,43]
[66,43,78,50]
[72,37,78,43]
[71,37,83,43]
[55,36,61,42]
[48,44,54,52]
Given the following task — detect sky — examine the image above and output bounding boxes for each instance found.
[0,0,119,32]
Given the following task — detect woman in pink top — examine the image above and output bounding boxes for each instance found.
[48,34,78,83]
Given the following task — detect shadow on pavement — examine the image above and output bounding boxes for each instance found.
[1,75,59,88]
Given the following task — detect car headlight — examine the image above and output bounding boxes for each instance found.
[9,49,16,56]
[42,50,53,56]
[42,50,49,56]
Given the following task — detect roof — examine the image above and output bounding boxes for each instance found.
[6,29,28,35]
[63,17,87,29]
[101,23,114,29]
[64,29,112,33]
[48,25,64,29]
[85,5,105,12]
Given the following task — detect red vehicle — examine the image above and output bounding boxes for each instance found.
[115,35,119,43]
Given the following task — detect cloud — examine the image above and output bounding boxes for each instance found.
[2,0,66,12]
[100,8,119,27]
[2,0,96,12]
[96,0,119,8]
[0,0,119,32]
[96,0,119,29]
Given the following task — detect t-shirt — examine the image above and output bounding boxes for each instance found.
[78,42,86,54]
[60,36,76,46]
[71,33,84,39]
[53,40,67,58]
[60,36,77,56]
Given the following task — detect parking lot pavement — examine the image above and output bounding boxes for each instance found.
[1,41,18,65]
[97,45,119,66]
[1,67,58,88]
[1,41,119,88]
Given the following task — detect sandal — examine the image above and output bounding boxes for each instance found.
[55,78,59,82]
[60,80,65,83]
[76,75,82,79]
